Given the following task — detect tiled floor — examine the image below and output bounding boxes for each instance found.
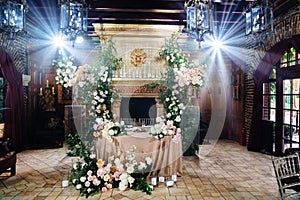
[0,140,280,200]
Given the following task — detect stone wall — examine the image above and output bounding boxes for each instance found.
[243,6,300,145]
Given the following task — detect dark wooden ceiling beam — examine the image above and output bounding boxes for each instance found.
[88,0,185,9]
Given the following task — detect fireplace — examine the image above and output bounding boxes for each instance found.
[120,97,156,125]
[111,79,164,125]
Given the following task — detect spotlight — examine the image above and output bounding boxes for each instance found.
[53,36,65,47]
[75,35,84,44]
[212,39,223,50]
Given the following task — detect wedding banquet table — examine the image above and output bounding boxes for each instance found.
[95,127,182,177]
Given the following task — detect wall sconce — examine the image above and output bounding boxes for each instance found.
[39,80,56,112]
[184,0,214,46]
[58,0,88,47]
[0,0,27,33]
[244,0,273,36]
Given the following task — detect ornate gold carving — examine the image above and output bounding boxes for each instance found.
[130,48,147,67]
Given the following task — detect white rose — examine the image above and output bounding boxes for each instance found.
[119,182,127,191]
[76,184,82,190]
[175,116,181,122]
[120,173,128,181]
[117,163,124,170]
[127,176,135,185]
[90,154,96,159]
[138,162,147,170]
[108,129,115,136]
[168,130,174,135]
[177,128,181,134]
[126,166,134,174]
[80,176,86,182]
[145,157,152,165]
[73,163,77,170]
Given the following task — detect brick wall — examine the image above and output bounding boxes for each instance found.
[0,31,28,124]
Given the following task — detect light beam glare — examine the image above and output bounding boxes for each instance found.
[27,1,61,65]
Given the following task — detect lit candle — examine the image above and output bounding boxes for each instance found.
[158,176,165,183]
[46,80,49,87]
[52,86,55,95]
[39,87,43,95]
[75,184,82,190]
[172,174,177,182]
[62,180,69,188]
[166,180,174,187]
[151,177,157,186]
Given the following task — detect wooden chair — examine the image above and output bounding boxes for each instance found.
[0,138,16,176]
[272,153,300,199]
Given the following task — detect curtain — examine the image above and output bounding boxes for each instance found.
[248,35,300,152]
[0,47,25,150]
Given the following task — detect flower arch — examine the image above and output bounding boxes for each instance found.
[150,34,206,139]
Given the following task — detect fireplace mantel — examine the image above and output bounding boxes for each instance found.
[111,78,163,123]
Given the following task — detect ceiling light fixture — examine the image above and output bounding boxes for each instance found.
[58,0,88,47]
[0,0,27,33]
[184,0,214,47]
[244,0,273,36]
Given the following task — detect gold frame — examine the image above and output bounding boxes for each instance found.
[187,86,197,98]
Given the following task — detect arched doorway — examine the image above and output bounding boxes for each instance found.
[249,36,300,155]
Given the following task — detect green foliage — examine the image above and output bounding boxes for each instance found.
[131,177,154,195]
[98,40,122,70]
[143,81,160,92]
[65,132,90,158]
[181,106,199,155]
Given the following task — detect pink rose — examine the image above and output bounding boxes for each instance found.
[106,183,112,189]
[87,170,93,176]
[102,187,108,192]
[85,181,90,187]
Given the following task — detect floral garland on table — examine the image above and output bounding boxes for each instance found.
[150,33,206,139]
[52,40,153,198]
[70,145,153,198]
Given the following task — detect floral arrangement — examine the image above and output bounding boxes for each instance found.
[150,117,177,139]
[53,40,154,198]
[52,56,77,88]
[92,118,127,142]
[174,67,205,88]
[150,33,206,139]
[70,145,153,198]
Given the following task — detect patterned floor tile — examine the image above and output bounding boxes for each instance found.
[0,140,280,199]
